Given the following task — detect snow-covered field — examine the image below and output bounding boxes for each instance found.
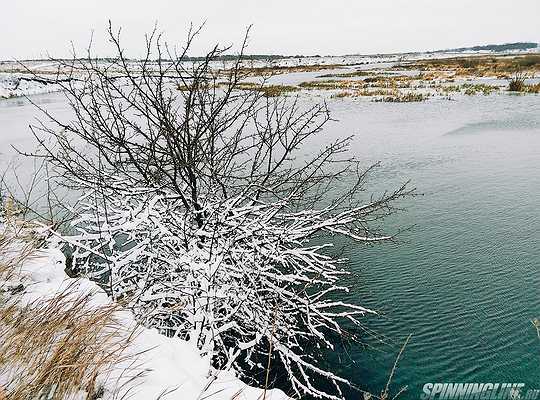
[0,74,63,99]
[1,49,537,100]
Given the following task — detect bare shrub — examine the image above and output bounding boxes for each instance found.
[25,24,413,399]
[508,71,527,92]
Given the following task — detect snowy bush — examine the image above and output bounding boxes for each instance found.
[29,25,413,399]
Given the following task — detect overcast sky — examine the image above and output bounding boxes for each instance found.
[2,0,539,60]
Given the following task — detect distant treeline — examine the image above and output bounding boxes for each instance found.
[12,54,320,63]
[183,54,316,61]
[431,42,538,53]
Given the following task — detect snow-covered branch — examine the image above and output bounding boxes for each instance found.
[26,25,413,399]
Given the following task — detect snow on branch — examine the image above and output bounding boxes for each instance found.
[26,24,414,399]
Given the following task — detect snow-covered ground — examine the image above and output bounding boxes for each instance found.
[0,226,289,400]
[0,49,535,99]
[0,74,64,99]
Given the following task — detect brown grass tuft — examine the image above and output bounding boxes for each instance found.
[0,218,136,399]
[394,54,540,79]
[0,290,133,399]
[233,82,299,97]
[508,73,527,92]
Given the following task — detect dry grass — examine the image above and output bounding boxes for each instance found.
[331,91,355,99]
[515,55,540,68]
[0,199,40,291]
[525,83,540,93]
[177,82,212,92]
[375,92,429,103]
[508,72,527,92]
[177,80,299,97]
[296,57,538,100]
[306,78,430,102]
[0,290,133,400]
[462,84,500,95]
[395,54,540,78]
[510,82,540,93]
[176,57,538,102]
[221,63,346,77]
[0,206,136,400]
[358,88,399,98]
[230,82,299,97]
[436,83,500,96]
[360,335,411,400]
[300,74,417,91]
[507,72,540,93]
[300,80,350,90]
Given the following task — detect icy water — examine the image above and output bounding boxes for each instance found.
[1,92,539,399]
[320,94,540,399]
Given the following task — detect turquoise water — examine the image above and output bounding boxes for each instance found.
[319,94,540,399]
[2,92,539,399]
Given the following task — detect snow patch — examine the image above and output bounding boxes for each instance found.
[0,74,63,99]
[2,241,289,400]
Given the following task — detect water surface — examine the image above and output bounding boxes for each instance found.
[322,94,540,399]
[1,92,539,399]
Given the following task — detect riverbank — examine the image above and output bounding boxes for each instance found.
[0,219,288,400]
